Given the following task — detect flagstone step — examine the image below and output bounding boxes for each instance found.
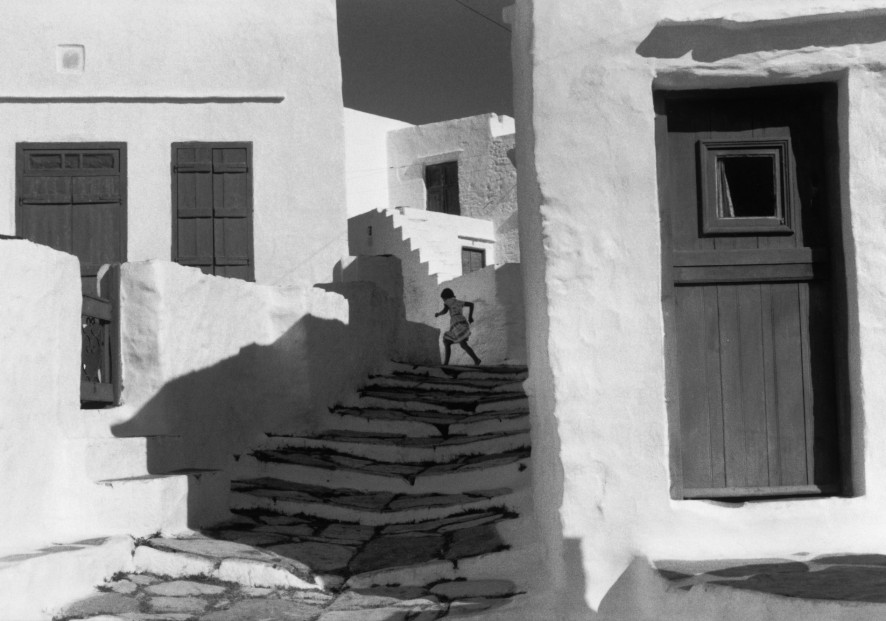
[368,373,524,394]
[387,361,528,382]
[229,477,522,524]
[132,535,324,591]
[258,429,530,463]
[206,506,521,588]
[83,435,186,480]
[235,446,530,495]
[349,391,529,414]
[93,468,231,533]
[326,405,529,438]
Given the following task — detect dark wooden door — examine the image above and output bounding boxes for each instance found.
[425,161,460,215]
[172,143,254,281]
[17,144,127,294]
[658,85,843,499]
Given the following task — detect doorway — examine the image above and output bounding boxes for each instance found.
[656,84,847,499]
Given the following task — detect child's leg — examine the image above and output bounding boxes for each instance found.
[459,341,481,366]
[443,340,452,365]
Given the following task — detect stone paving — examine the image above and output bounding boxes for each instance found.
[656,554,886,603]
[56,573,525,620]
[58,363,532,620]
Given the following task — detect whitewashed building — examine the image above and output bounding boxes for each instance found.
[511,0,886,618]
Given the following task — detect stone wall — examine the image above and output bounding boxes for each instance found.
[387,114,519,264]
[512,0,886,615]
[0,0,345,287]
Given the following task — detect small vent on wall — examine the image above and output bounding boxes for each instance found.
[57,45,85,73]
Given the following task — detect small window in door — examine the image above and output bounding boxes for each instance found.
[699,139,792,235]
[462,247,485,274]
[172,142,254,281]
[425,161,460,215]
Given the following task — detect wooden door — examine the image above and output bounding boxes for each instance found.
[17,144,127,294]
[425,161,460,215]
[657,85,844,499]
[172,143,254,281]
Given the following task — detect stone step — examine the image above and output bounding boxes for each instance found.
[234,446,530,495]
[326,405,530,438]
[387,361,528,382]
[83,435,186,480]
[258,429,530,463]
[132,535,325,591]
[230,477,522,525]
[96,469,231,532]
[347,390,529,414]
[368,373,525,394]
[205,506,523,590]
[0,536,134,621]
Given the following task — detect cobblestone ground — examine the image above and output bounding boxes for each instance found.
[57,573,524,620]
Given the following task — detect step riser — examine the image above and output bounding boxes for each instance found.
[234,457,530,495]
[386,362,528,382]
[325,412,529,438]
[229,491,522,526]
[367,377,523,394]
[344,544,534,590]
[84,436,186,480]
[347,395,529,414]
[261,435,530,464]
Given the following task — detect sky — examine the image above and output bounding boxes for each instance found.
[337,0,514,125]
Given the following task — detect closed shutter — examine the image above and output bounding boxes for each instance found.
[461,247,486,274]
[172,143,253,281]
[426,161,460,215]
[17,144,126,293]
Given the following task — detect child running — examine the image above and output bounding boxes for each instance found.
[434,288,482,366]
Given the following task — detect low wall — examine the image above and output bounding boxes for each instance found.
[337,254,525,366]
[111,260,398,470]
[0,245,399,549]
[0,240,82,548]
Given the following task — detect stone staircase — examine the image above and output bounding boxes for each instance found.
[213,361,532,593]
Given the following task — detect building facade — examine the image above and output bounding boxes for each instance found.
[511,0,886,617]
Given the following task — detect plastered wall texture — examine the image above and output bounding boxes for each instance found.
[0,243,399,548]
[347,207,525,364]
[0,0,345,288]
[513,0,886,616]
[387,114,520,264]
[344,108,412,217]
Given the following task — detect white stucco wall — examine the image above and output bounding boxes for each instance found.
[350,207,495,283]
[346,209,524,364]
[344,108,412,217]
[0,243,398,549]
[0,0,345,288]
[107,261,398,469]
[388,114,520,264]
[514,0,886,616]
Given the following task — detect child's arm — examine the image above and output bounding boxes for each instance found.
[463,301,475,322]
[434,304,448,318]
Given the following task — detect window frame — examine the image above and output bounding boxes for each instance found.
[698,139,793,236]
[170,141,254,282]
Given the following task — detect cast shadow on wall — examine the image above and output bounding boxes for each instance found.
[637,10,886,62]
[111,278,439,525]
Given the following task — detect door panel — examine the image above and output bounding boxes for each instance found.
[17,144,126,293]
[172,142,253,281]
[659,85,842,499]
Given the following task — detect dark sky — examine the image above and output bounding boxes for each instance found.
[337,0,514,124]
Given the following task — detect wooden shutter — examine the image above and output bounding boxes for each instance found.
[172,143,253,281]
[461,247,486,274]
[17,144,127,293]
[426,161,460,215]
